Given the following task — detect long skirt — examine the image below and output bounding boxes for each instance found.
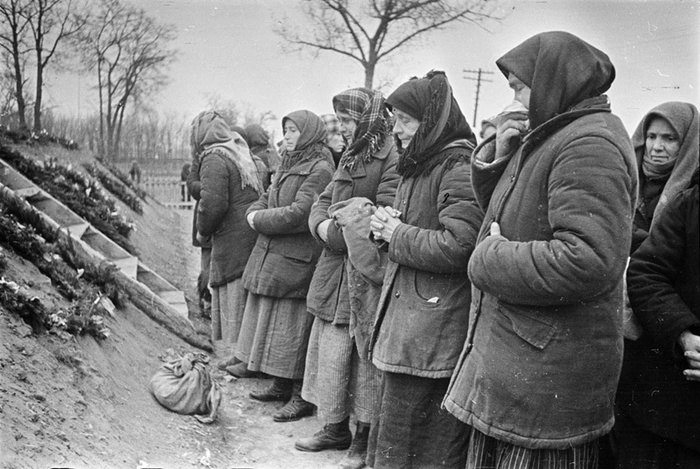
[235,292,313,380]
[467,427,600,469]
[302,317,382,424]
[366,372,469,469]
[210,277,245,344]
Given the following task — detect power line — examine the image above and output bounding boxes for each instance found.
[463,68,494,127]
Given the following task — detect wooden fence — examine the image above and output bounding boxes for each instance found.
[140,177,195,209]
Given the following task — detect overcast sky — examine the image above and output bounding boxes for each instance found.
[45,0,698,141]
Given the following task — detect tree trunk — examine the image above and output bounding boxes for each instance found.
[33,54,43,132]
[364,61,375,89]
[11,40,28,131]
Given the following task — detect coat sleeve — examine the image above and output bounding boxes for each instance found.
[309,175,335,244]
[196,153,229,237]
[470,140,511,211]
[388,160,483,274]
[187,155,202,201]
[468,134,635,306]
[375,152,400,208]
[627,189,700,355]
[252,161,334,235]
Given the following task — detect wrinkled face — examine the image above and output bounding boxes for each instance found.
[392,108,421,149]
[508,73,531,110]
[283,120,301,151]
[336,111,357,144]
[645,117,680,164]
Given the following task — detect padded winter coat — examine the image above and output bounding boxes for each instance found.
[444,97,637,449]
[306,139,399,324]
[197,150,259,287]
[242,154,334,299]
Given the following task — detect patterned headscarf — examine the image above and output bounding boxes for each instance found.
[332,88,390,171]
[190,110,263,194]
[386,71,476,178]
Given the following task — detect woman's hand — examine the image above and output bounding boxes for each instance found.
[246,211,257,230]
[317,219,332,243]
[679,330,700,382]
[495,112,529,161]
[370,206,402,242]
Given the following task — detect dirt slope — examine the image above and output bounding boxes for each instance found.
[0,142,344,469]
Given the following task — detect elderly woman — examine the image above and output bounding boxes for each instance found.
[235,110,334,422]
[192,111,263,354]
[365,71,482,469]
[630,101,699,252]
[294,88,399,469]
[443,31,638,468]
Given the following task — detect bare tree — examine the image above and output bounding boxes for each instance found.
[25,0,87,132]
[0,0,31,130]
[276,0,500,88]
[75,0,176,159]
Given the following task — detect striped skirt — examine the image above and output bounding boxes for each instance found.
[302,317,382,424]
[210,277,246,345]
[467,428,599,469]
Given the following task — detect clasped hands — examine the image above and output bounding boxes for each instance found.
[369,206,403,243]
[679,331,700,382]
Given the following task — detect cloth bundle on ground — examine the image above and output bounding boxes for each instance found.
[149,352,222,424]
[328,196,388,359]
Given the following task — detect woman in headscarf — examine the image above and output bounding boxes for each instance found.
[629,101,699,253]
[614,168,700,469]
[365,71,482,469]
[443,31,638,468]
[294,88,399,469]
[192,110,263,355]
[245,123,282,187]
[235,110,334,422]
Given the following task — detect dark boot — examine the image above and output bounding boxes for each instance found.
[226,362,265,379]
[338,421,370,469]
[272,381,315,422]
[294,416,352,452]
[250,377,293,402]
[216,355,240,371]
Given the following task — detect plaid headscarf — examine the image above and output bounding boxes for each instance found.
[332,88,390,171]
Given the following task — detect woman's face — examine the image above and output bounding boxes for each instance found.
[392,108,421,149]
[645,117,680,163]
[336,111,357,144]
[508,73,531,110]
[283,120,301,151]
[327,133,346,153]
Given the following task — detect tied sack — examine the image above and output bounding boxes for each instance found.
[149,352,222,423]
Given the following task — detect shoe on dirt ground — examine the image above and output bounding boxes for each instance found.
[294,417,352,452]
[272,396,315,422]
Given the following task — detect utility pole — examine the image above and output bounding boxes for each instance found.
[463,68,494,127]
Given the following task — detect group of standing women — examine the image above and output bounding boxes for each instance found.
[187,30,699,469]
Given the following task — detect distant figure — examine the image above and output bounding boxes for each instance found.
[129,160,142,184]
[322,113,346,167]
[245,123,282,187]
[180,162,191,202]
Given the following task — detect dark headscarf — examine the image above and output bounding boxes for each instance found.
[332,88,390,171]
[496,31,615,130]
[631,101,700,224]
[244,124,270,149]
[279,110,330,170]
[386,70,476,178]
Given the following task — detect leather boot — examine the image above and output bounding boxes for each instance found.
[294,416,352,452]
[249,377,292,402]
[226,362,265,379]
[216,355,240,371]
[272,381,315,422]
[338,421,370,469]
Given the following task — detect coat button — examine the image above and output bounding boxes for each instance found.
[395,291,400,298]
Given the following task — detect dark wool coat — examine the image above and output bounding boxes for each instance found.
[242,155,334,299]
[197,150,259,287]
[444,98,637,450]
[619,184,700,451]
[306,139,399,324]
[187,154,212,249]
[369,146,483,378]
